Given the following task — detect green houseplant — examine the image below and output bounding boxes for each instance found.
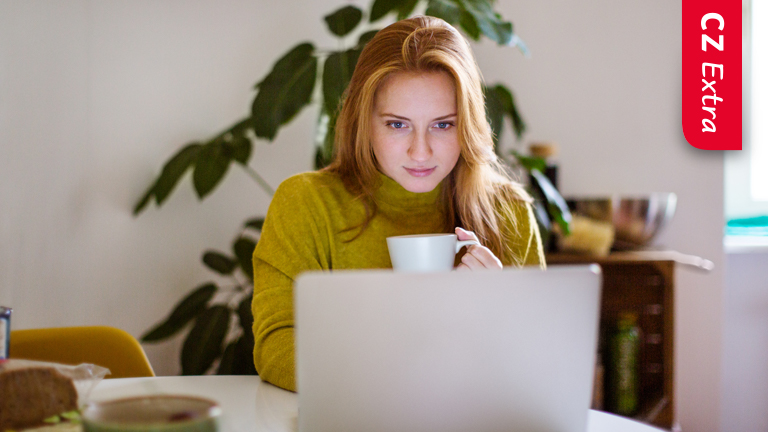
[135,0,570,376]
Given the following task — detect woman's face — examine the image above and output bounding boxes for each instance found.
[370,71,461,193]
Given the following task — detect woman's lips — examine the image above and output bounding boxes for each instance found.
[404,167,436,177]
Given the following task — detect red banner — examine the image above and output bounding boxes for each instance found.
[682,0,742,150]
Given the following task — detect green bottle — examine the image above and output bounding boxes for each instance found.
[611,312,640,415]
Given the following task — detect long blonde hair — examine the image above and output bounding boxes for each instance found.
[324,15,531,265]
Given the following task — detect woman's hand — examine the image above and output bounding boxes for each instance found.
[455,227,503,271]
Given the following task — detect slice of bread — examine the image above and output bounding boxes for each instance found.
[0,361,78,430]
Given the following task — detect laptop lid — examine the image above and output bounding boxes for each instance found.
[295,265,602,432]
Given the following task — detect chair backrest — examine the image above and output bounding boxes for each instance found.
[9,326,155,378]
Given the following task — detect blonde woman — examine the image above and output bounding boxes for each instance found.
[251,16,544,392]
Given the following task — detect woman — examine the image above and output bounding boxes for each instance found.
[251,16,545,392]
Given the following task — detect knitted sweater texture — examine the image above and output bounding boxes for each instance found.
[251,170,544,391]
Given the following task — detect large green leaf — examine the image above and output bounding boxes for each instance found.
[324,5,363,37]
[323,112,336,168]
[492,84,526,139]
[244,217,265,231]
[315,147,328,170]
[458,9,481,40]
[202,251,238,275]
[396,0,419,19]
[224,116,251,136]
[370,0,402,22]
[216,340,237,375]
[460,0,511,45]
[219,295,257,375]
[133,143,202,215]
[181,305,231,375]
[530,169,572,235]
[232,333,258,375]
[216,117,252,164]
[238,294,253,333]
[509,33,530,56]
[425,0,461,24]
[141,282,217,342]
[509,150,547,172]
[488,16,514,46]
[215,334,257,376]
[152,143,202,205]
[357,30,380,47]
[252,43,318,141]
[370,0,417,21]
[193,141,230,199]
[511,150,569,235]
[531,199,553,247]
[133,188,153,216]
[133,116,254,215]
[233,237,257,281]
[226,135,252,165]
[323,49,362,115]
[322,47,356,159]
[315,148,325,170]
[484,85,505,151]
[428,0,524,49]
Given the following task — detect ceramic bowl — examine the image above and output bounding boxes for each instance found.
[81,395,221,432]
[566,193,677,250]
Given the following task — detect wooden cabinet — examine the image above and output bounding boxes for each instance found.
[546,251,713,430]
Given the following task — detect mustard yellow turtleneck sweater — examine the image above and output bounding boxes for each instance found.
[251,170,544,391]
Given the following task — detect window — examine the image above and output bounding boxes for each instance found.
[751,0,768,200]
[724,0,768,237]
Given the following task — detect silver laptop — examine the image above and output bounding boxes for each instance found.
[295,265,601,432]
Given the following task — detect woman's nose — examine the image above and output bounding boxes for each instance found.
[408,133,432,161]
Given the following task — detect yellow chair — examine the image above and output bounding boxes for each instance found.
[9,326,155,378]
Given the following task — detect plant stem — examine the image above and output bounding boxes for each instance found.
[241,165,275,196]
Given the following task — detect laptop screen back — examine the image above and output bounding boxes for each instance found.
[295,265,601,432]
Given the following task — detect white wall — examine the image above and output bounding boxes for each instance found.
[0,0,347,375]
[722,251,768,432]
[1,1,728,431]
[475,2,724,431]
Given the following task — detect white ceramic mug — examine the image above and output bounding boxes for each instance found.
[386,233,480,273]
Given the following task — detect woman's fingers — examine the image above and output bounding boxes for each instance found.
[461,245,503,270]
[454,227,503,270]
[455,227,479,242]
[460,248,484,268]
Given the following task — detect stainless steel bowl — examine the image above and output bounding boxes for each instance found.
[566,193,677,250]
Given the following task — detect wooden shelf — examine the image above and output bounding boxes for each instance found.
[546,250,714,271]
[544,250,711,430]
[636,396,670,426]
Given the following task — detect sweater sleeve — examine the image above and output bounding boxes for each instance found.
[251,175,329,392]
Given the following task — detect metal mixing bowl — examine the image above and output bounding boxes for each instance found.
[565,193,677,250]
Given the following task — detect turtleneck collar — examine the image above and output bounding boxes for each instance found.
[373,172,441,209]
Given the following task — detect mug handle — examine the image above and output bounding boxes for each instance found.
[455,239,480,253]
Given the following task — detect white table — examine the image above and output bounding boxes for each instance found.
[90,376,665,432]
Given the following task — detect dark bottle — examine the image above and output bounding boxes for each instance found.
[527,142,559,252]
[528,142,559,190]
[610,312,640,416]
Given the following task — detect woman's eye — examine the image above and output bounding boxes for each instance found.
[435,122,454,130]
[387,121,406,129]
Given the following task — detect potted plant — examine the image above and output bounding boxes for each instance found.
[135,0,570,375]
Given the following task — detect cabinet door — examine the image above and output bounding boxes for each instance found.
[599,261,674,429]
